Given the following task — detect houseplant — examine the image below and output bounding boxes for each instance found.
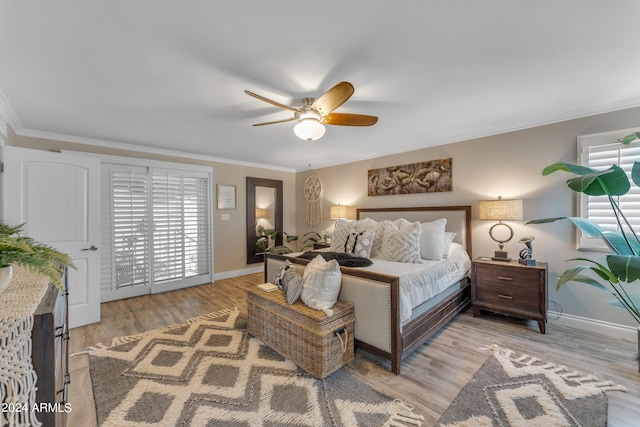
[527,132,640,370]
[257,230,321,254]
[0,221,74,292]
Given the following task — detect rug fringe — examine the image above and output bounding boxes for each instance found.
[479,344,627,393]
[388,399,425,426]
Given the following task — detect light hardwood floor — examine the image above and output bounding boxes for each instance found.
[69,273,640,426]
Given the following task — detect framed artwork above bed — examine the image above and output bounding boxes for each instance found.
[368,157,452,196]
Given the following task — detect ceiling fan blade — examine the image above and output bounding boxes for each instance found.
[312,82,354,115]
[245,90,297,112]
[252,117,297,126]
[321,113,378,126]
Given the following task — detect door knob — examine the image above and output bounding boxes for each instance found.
[81,245,98,251]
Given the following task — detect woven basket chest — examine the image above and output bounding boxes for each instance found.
[247,286,355,379]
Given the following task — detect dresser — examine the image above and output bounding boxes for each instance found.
[32,283,70,426]
[471,258,548,333]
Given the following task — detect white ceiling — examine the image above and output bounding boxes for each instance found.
[1,1,640,171]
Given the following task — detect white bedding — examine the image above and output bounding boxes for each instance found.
[292,242,471,324]
[357,242,471,323]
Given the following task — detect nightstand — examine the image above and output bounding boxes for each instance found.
[471,258,548,333]
[313,242,331,250]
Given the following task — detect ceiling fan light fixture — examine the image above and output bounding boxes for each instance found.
[294,118,325,141]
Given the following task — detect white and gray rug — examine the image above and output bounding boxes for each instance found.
[88,308,424,426]
[437,345,626,427]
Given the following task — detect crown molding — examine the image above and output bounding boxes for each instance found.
[13,127,297,173]
[304,96,640,171]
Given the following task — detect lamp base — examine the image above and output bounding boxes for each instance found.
[492,250,511,262]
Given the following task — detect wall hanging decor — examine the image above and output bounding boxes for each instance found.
[368,158,452,196]
[304,175,323,226]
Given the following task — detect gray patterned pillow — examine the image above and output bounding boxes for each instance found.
[281,267,303,304]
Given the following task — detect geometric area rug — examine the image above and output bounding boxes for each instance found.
[88,308,424,426]
[437,344,626,427]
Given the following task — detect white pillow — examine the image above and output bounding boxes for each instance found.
[330,222,376,258]
[380,220,423,263]
[443,232,457,258]
[353,218,384,258]
[301,255,342,315]
[420,218,447,261]
[330,220,354,252]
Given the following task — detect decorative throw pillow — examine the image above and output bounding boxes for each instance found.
[301,255,342,316]
[443,232,457,258]
[353,218,383,258]
[330,220,354,252]
[272,260,292,290]
[330,221,375,258]
[419,218,447,261]
[281,266,303,304]
[380,221,423,263]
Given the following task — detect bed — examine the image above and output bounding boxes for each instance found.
[264,205,472,374]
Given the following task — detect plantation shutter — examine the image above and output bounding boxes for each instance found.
[578,128,640,250]
[151,168,211,292]
[101,164,151,301]
[101,160,212,301]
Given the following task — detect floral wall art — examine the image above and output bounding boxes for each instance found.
[367,158,452,196]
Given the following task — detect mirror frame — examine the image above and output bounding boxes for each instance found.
[246,177,283,264]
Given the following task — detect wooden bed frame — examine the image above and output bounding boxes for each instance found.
[264,205,472,374]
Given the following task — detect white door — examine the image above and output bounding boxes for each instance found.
[1,146,100,328]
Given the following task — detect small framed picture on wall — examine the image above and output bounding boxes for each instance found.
[217,184,236,209]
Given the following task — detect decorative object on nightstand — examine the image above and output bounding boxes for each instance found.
[313,241,332,250]
[471,258,548,333]
[518,236,536,266]
[478,196,523,262]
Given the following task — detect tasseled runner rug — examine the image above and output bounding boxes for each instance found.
[437,345,626,427]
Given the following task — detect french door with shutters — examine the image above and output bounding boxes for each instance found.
[1,146,101,328]
[101,161,213,302]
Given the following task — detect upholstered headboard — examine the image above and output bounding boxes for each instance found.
[357,205,472,258]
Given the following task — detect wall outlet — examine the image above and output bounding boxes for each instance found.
[221,213,230,221]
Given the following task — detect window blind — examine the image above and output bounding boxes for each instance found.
[151,169,211,284]
[578,128,640,250]
[101,162,211,301]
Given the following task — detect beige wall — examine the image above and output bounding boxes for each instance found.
[296,106,640,328]
[6,131,297,274]
[7,106,640,327]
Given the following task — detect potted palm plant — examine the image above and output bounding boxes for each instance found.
[0,221,74,293]
[527,132,640,371]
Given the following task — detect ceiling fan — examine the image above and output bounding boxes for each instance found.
[244,81,378,141]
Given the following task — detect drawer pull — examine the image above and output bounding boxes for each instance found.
[498,276,513,281]
[498,294,513,300]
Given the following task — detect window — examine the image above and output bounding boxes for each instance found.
[578,127,640,250]
[99,158,213,301]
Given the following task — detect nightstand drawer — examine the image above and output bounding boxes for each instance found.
[474,263,541,285]
[474,281,540,312]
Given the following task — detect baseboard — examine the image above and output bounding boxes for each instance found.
[214,265,263,281]
[548,311,638,342]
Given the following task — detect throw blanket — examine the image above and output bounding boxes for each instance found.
[298,251,373,267]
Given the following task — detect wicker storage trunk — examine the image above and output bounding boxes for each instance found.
[247,286,355,379]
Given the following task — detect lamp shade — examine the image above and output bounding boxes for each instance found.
[329,205,348,219]
[294,119,326,141]
[255,208,268,218]
[478,197,523,221]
